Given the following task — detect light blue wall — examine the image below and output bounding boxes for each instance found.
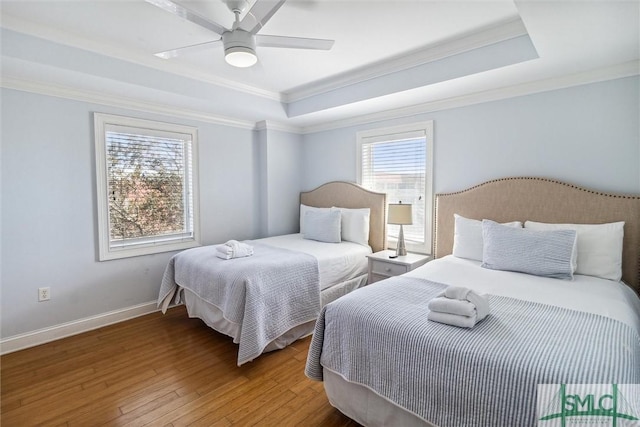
[0,89,263,338]
[256,127,304,237]
[2,75,638,341]
[302,76,640,195]
[264,129,304,236]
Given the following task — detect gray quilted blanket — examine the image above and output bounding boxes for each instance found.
[159,242,320,365]
[305,276,640,427]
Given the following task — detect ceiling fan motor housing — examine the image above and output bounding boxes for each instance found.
[223,30,257,67]
[223,30,256,51]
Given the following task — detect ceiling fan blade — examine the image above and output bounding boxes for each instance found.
[256,34,334,50]
[145,0,229,35]
[154,39,223,59]
[238,0,286,34]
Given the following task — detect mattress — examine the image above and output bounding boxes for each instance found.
[315,256,640,426]
[256,233,371,290]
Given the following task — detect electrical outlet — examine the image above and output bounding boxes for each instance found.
[38,287,50,302]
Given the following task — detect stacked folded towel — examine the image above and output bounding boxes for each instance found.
[215,240,254,260]
[427,286,490,328]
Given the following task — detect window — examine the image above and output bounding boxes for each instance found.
[357,121,433,254]
[94,113,200,260]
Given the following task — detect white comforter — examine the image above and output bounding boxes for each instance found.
[257,233,371,290]
[406,255,640,332]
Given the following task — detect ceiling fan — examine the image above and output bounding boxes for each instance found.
[145,0,335,68]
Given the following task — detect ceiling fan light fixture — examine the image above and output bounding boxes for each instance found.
[225,46,257,67]
[222,29,258,68]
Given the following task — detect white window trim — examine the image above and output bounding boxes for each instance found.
[357,121,434,254]
[94,113,201,261]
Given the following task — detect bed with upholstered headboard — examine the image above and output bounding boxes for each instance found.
[434,177,640,293]
[158,181,386,366]
[306,177,640,427]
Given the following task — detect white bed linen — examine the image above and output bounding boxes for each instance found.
[405,255,640,331]
[323,255,640,426]
[256,233,371,290]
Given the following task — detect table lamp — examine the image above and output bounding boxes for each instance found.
[387,202,412,257]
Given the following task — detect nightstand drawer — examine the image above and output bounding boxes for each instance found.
[370,260,409,277]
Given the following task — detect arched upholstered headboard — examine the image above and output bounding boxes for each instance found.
[434,177,640,294]
[300,181,387,253]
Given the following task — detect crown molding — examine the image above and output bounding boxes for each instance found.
[3,59,636,137]
[0,75,257,130]
[298,60,640,134]
[1,74,301,133]
[283,17,528,104]
[254,120,301,133]
[0,14,282,102]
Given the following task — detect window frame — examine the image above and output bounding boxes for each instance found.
[357,121,434,254]
[94,113,201,261]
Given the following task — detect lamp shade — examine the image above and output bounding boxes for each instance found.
[388,203,413,225]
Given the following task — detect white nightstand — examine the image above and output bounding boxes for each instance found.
[366,250,431,284]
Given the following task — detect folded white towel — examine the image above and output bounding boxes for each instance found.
[215,240,254,260]
[226,239,254,256]
[427,297,476,317]
[442,286,472,300]
[427,286,490,328]
[215,248,234,260]
[437,286,490,320]
[216,245,233,255]
[427,311,477,329]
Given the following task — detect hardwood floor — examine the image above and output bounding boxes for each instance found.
[1,306,361,426]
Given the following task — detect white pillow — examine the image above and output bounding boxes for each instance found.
[303,210,342,243]
[452,214,523,261]
[524,221,625,281]
[482,220,577,280]
[331,207,370,247]
[300,204,331,234]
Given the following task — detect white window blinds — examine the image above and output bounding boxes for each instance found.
[95,114,200,260]
[358,122,433,254]
[106,128,194,244]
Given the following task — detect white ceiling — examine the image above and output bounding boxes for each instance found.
[1,0,639,130]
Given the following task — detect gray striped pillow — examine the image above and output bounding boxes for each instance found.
[303,210,342,243]
[481,219,577,279]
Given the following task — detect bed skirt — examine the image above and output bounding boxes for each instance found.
[324,369,435,427]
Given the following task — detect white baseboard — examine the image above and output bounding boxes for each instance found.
[0,301,159,355]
